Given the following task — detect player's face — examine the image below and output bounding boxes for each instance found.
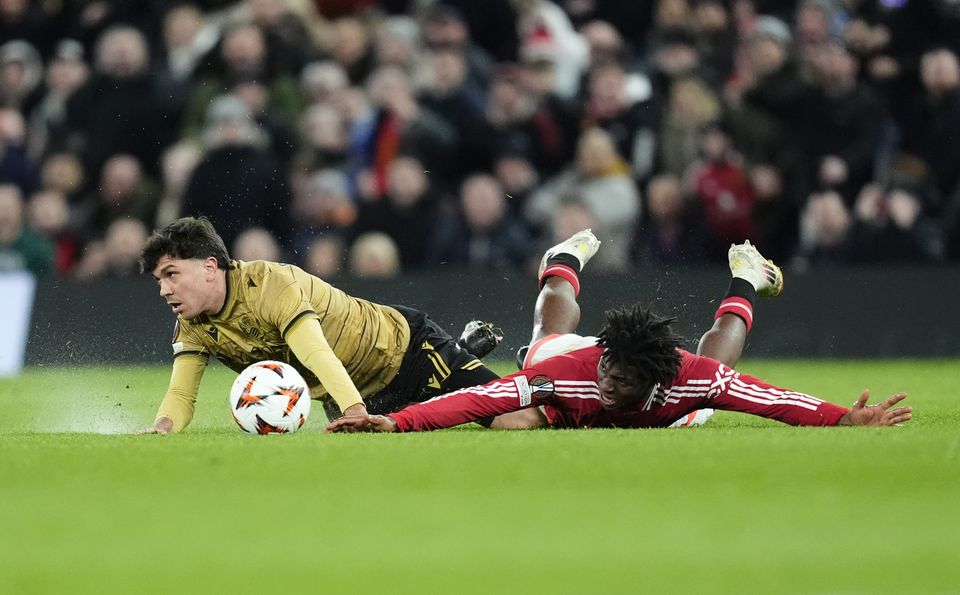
[152,255,219,319]
[596,356,654,409]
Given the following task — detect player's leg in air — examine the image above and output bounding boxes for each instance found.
[490,230,602,429]
[670,240,783,427]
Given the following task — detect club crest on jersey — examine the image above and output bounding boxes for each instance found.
[205,326,219,341]
[528,375,555,398]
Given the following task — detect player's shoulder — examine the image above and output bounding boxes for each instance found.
[237,260,314,292]
[524,333,601,367]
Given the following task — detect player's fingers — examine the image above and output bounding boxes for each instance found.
[879,392,908,409]
[853,389,870,409]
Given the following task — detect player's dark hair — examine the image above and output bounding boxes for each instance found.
[596,305,683,387]
[139,217,230,273]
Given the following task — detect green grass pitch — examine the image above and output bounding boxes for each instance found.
[1,360,958,594]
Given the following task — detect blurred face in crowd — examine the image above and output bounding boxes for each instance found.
[427,48,467,94]
[582,20,622,67]
[27,190,69,236]
[495,155,537,195]
[461,175,506,232]
[367,66,411,108]
[162,144,201,196]
[746,37,786,77]
[247,0,285,25]
[153,253,223,319]
[105,219,148,274]
[813,43,857,90]
[387,157,428,208]
[232,227,280,262]
[47,54,88,93]
[222,24,266,75]
[921,49,960,97]
[301,61,348,104]
[349,233,400,278]
[655,0,691,30]
[305,237,344,278]
[331,18,370,67]
[576,128,620,177]
[693,1,728,33]
[422,13,468,48]
[655,41,699,77]
[96,27,149,78]
[589,64,626,112]
[700,127,730,162]
[164,5,203,48]
[301,104,346,151]
[100,155,142,203]
[375,18,419,68]
[647,175,684,222]
[552,201,597,242]
[0,0,27,19]
[41,153,84,195]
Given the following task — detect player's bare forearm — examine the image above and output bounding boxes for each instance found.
[531,278,580,343]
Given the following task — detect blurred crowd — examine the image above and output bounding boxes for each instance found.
[1,0,960,281]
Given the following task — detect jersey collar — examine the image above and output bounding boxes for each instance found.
[211,260,240,320]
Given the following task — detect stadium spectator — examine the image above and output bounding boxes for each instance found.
[791,42,887,204]
[291,168,357,256]
[181,22,301,138]
[38,152,83,200]
[325,17,376,85]
[23,39,89,160]
[687,122,757,252]
[300,60,349,106]
[303,235,345,278]
[348,231,401,278]
[658,76,721,178]
[155,142,202,228]
[364,65,458,195]
[0,108,39,196]
[0,183,53,274]
[796,190,852,264]
[233,226,282,262]
[580,61,658,180]
[0,40,42,109]
[157,4,218,87]
[64,25,178,178]
[74,154,160,242]
[353,155,444,269]
[374,16,420,72]
[724,16,803,183]
[432,174,530,270]
[74,217,148,279]
[181,95,291,250]
[493,147,540,223]
[633,173,710,266]
[844,182,945,263]
[26,189,78,274]
[526,127,640,270]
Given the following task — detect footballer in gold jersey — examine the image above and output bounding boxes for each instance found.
[137,217,498,433]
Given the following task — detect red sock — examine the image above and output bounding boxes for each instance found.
[715,278,756,332]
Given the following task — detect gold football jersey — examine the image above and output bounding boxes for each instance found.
[172,260,410,400]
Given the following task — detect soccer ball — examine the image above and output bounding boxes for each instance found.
[228,361,311,434]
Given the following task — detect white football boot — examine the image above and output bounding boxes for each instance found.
[728,240,783,298]
[538,229,602,278]
[668,408,716,428]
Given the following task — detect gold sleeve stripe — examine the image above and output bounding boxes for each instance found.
[282,310,318,338]
[460,359,484,371]
[174,350,208,359]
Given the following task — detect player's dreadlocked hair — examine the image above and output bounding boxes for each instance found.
[596,304,683,387]
[139,216,231,273]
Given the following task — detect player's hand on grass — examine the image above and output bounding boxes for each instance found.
[838,390,912,426]
[325,414,397,433]
[135,416,174,435]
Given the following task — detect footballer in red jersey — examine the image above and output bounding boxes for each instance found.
[327,232,911,433]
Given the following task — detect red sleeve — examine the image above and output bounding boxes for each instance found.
[388,372,546,432]
[690,357,849,426]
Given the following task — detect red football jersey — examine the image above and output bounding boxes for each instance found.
[389,334,849,431]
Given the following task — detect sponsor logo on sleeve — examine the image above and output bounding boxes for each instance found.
[513,376,531,406]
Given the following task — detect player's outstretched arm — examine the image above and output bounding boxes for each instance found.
[326,414,397,433]
[837,390,912,426]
